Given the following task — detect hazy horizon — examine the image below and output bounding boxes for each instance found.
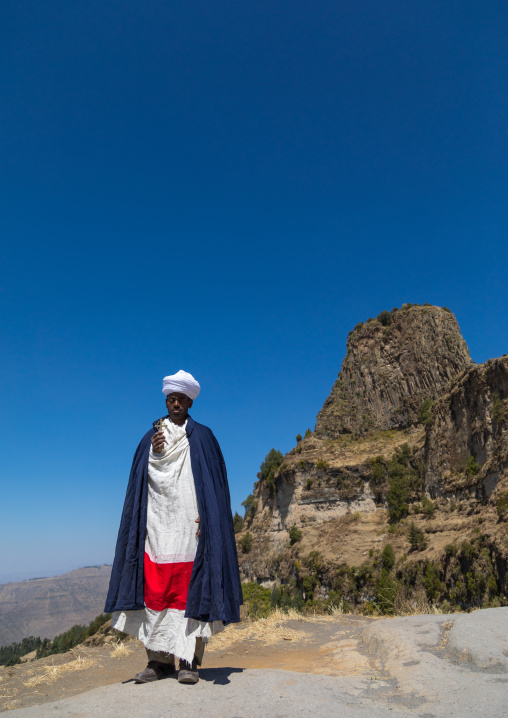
[0,563,113,587]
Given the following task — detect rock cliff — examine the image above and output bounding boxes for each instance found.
[316,305,471,438]
[424,357,508,498]
[236,305,508,613]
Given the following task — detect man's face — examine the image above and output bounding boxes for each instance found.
[165,392,193,425]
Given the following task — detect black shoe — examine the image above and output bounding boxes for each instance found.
[178,659,199,684]
[134,660,175,683]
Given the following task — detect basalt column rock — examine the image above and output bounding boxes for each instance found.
[315,305,472,438]
[424,356,508,497]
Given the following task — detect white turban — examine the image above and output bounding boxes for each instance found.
[162,370,201,400]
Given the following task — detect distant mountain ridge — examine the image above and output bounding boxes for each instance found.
[0,565,112,645]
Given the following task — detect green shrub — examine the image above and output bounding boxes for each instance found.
[465,454,481,477]
[371,456,386,482]
[496,493,508,518]
[387,482,409,522]
[316,458,329,470]
[296,433,303,443]
[302,574,319,600]
[492,393,504,423]
[376,310,392,327]
[271,585,304,613]
[303,550,323,573]
[421,495,436,516]
[450,578,467,603]
[270,585,278,610]
[381,543,395,571]
[241,494,258,522]
[378,570,399,614]
[424,562,445,602]
[289,526,303,546]
[257,448,284,495]
[304,428,312,438]
[325,589,342,612]
[369,456,387,503]
[242,582,271,618]
[466,570,477,597]
[418,398,434,427]
[408,522,427,551]
[442,306,452,313]
[305,478,314,490]
[240,531,252,553]
[444,543,458,557]
[460,540,477,561]
[487,574,498,597]
[233,512,244,533]
[386,443,423,523]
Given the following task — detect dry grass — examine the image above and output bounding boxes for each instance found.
[207,608,309,652]
[391,588,443,617]
[296,428,426,469]
[207,604,371,654]
[326,602,346,618]
[109,642,131,659]
[22,656,97,687]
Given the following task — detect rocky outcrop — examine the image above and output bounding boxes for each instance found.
[424,357,508,498]
[242,428,425,561]
[236,306,508,612]
[315,305,471,438]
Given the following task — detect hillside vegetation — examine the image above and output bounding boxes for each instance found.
[0,613,112,666]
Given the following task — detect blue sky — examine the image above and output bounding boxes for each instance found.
[1,1,507,582]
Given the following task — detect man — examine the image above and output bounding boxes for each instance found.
[105,370,242,684]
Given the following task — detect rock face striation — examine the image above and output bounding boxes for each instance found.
[316,306,472,438]
[424,357,508,498]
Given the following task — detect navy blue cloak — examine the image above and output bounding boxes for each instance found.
[105,415,243,625]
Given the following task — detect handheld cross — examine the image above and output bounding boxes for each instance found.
[154,418,165,433]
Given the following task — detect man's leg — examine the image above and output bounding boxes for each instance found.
[134,648,176,683]
[194,638,205,666]
[178,638,204,684]
[146,648,176,667]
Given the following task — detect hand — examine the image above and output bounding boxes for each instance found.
[151,430,165,453]
[195,517,200,538]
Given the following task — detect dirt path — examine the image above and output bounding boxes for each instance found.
[0,615,384,713]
